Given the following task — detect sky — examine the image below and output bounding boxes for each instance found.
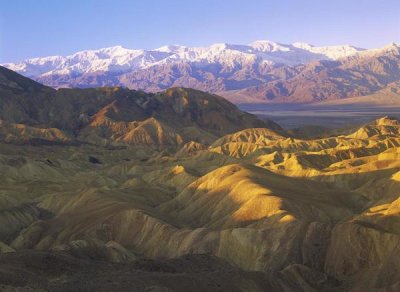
[0,0,399,63]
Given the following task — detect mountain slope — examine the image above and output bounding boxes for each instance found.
[2,116,400,291]
[1,68,400,290]
[3,41,362,78]
[313,81,400,107]
[2,41,367,103]
[0,67,282,147]
[230,43,400,103]
[0,65,52,93]
[5,42,400,105]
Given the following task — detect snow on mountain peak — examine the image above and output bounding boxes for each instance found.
[210,43,229,50]
[292,42,363,59]
[354,42,399,59]
[292,42,314,49]
[249,40,291,52]
[97,45,137,56]
[2,40,368,78]
[155,44,187,53]
[383,42,400,52]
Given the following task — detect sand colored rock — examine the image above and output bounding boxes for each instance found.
[1,69,400,290]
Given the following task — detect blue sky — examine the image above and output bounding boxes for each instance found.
[1,0,399,62]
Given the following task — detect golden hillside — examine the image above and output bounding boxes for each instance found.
[0,115,400,290]
[1,67,400,291]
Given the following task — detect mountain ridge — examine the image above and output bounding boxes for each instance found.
[3,40,364,76]
[0,66,282,147]
[4,41,400,104]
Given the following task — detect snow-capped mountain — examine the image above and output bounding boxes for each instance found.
[226,43,400,103]
[3,41,399,104]
[3,40,363,78]
[5,46,172,77]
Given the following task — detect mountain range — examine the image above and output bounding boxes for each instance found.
[1,67,400,290]
[4,40,399,104]
[0,65,281,147]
